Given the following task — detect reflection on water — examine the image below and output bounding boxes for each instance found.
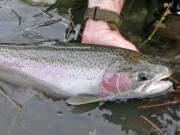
[0,82,179,135]
[0,0,179,135]
[0,79,179,135]
[0,0,80,43]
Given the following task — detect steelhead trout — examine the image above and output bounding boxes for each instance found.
[0,42,172,105]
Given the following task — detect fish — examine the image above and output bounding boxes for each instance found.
[0,42,173,105]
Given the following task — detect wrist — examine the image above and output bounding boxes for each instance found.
[88,0,124,14]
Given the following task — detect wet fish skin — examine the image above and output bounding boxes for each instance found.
[0,42,172,101]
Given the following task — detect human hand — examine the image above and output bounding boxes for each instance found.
[81,0,138,51]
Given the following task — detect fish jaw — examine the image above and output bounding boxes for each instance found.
[139,80,173,97]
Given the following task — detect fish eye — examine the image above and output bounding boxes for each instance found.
[138,71,149,81]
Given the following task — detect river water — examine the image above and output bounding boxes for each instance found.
[0,0,179,134]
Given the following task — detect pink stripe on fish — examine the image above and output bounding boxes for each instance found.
[101,72,133,95]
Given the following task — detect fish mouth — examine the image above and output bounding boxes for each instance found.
[154,66,172,81]
[134,68,173,97]
[152,67,172,82]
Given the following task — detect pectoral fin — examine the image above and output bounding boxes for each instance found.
[66,94,105,105]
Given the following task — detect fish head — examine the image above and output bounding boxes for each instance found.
[102,56,173,98]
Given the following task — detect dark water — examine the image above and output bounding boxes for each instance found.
[0,0,179,135]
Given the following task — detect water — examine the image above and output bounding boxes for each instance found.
[0,0,179,135]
